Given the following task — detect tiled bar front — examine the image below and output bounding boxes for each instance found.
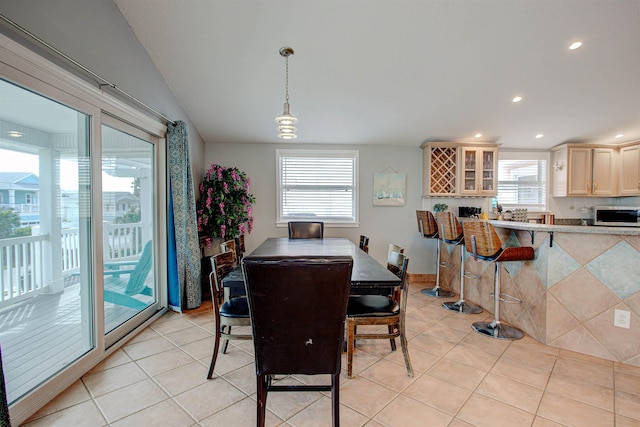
[437,221,640,367]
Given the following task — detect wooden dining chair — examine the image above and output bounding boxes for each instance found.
[359,235,370,253]
[288,221,324,239]
[234,234,246,261]
[242,256,353,427]
[220,239,238,263]
[206,250,251,379]
[346,251,413,378]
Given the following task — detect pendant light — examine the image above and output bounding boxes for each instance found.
[275,47,297,139]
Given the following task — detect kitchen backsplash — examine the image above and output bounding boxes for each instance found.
[422,195,640,220]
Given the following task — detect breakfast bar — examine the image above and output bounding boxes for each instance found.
[437,220,640,366]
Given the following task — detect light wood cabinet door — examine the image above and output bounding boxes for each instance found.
[591,148,616,196]
[567,147,592,196]
[460,147,497,196]
[620,144,640,196]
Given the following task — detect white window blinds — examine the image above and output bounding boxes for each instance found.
[497,158,547,211]
[277,150,358,223]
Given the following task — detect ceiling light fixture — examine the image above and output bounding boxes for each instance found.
[275,47,297,140]
[7,131,23,138]
[474,133,482,138]
[569,41,583,50]
[535,133,544,139]
[615,133,624,139]
[512,96,523,103]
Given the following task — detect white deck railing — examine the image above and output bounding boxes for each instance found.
[0,234,47,304]
[0,222,144,307]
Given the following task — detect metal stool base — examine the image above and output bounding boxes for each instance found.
[443,300,483,314]
[472,321,524,340]
[421,287,456,298]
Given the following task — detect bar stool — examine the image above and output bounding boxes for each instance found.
[416,210,455,298]
[461,221,535,340]
[435,212,482,314]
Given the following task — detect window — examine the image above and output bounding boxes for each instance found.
[497,152,548,211]
[277,149,358,225]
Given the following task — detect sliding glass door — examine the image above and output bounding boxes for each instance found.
[0,72,165,409]
[102,121,158,335]
[0,78,94,404]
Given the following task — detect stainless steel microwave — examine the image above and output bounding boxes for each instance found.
[594,206,640,227]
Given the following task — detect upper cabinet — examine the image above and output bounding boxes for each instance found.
[460,147,497,196]
[552,143,619,197]
[619,143,640,196]
[422,142,497,197]
[423,143,458,196]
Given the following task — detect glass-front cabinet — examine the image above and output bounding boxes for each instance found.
[460,146,497,196]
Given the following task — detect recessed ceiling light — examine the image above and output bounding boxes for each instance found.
[474,133,482,138]
[7,131,23,138]
[512,96,523,103]
[569,41,583,50]
[535,133,544,139]
[615,133,624,139]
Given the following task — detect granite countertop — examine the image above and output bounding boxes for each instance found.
[488,220,640,236]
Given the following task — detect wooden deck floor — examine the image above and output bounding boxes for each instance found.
[0,282,143,404]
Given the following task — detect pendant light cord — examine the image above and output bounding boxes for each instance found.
[285,55,290,103]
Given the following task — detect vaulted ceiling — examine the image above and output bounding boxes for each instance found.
[114,0,640,149]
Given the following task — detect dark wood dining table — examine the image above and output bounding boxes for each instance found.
[222,237,401,295]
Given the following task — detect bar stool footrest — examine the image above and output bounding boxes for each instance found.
[442,300,483,314]
[489,292,522,304]
[472,321,524,340]
[421,287,456,298]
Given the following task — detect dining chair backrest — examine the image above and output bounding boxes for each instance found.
[234,234,246,260]
[288,221,324,239]
[210,251,236,302]
[220,239,238,263]
[242,256,353,375]
[387,249,408,289]
[387,243,404,260]
[359,235,370,253]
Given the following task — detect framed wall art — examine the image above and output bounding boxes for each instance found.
[373,171,406,206]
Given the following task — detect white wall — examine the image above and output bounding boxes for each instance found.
[0,0,205,183]
[205,142,436,274]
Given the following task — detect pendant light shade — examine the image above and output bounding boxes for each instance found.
[275,47,297,139]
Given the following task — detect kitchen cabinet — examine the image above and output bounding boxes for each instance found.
[460,147,497,196]
[552,144,616,197]
[619,143,640,196]
[422,142,497,197]
[422,143,458,196]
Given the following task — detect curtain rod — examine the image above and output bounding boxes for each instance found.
[0,14,176,126]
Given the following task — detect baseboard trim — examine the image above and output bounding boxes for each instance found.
[408,273,436,284]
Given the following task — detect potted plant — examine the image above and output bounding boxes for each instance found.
[196,163,256,249]
[433,203,448,212]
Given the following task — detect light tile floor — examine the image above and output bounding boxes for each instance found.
[23,285,640,426]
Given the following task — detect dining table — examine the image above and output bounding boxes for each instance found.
[222,237,401,295]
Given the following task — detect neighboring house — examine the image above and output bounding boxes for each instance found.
[102,191,139,224]
[0,172,39,227]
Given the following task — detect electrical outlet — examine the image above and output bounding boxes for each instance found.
[614,309,631,329]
